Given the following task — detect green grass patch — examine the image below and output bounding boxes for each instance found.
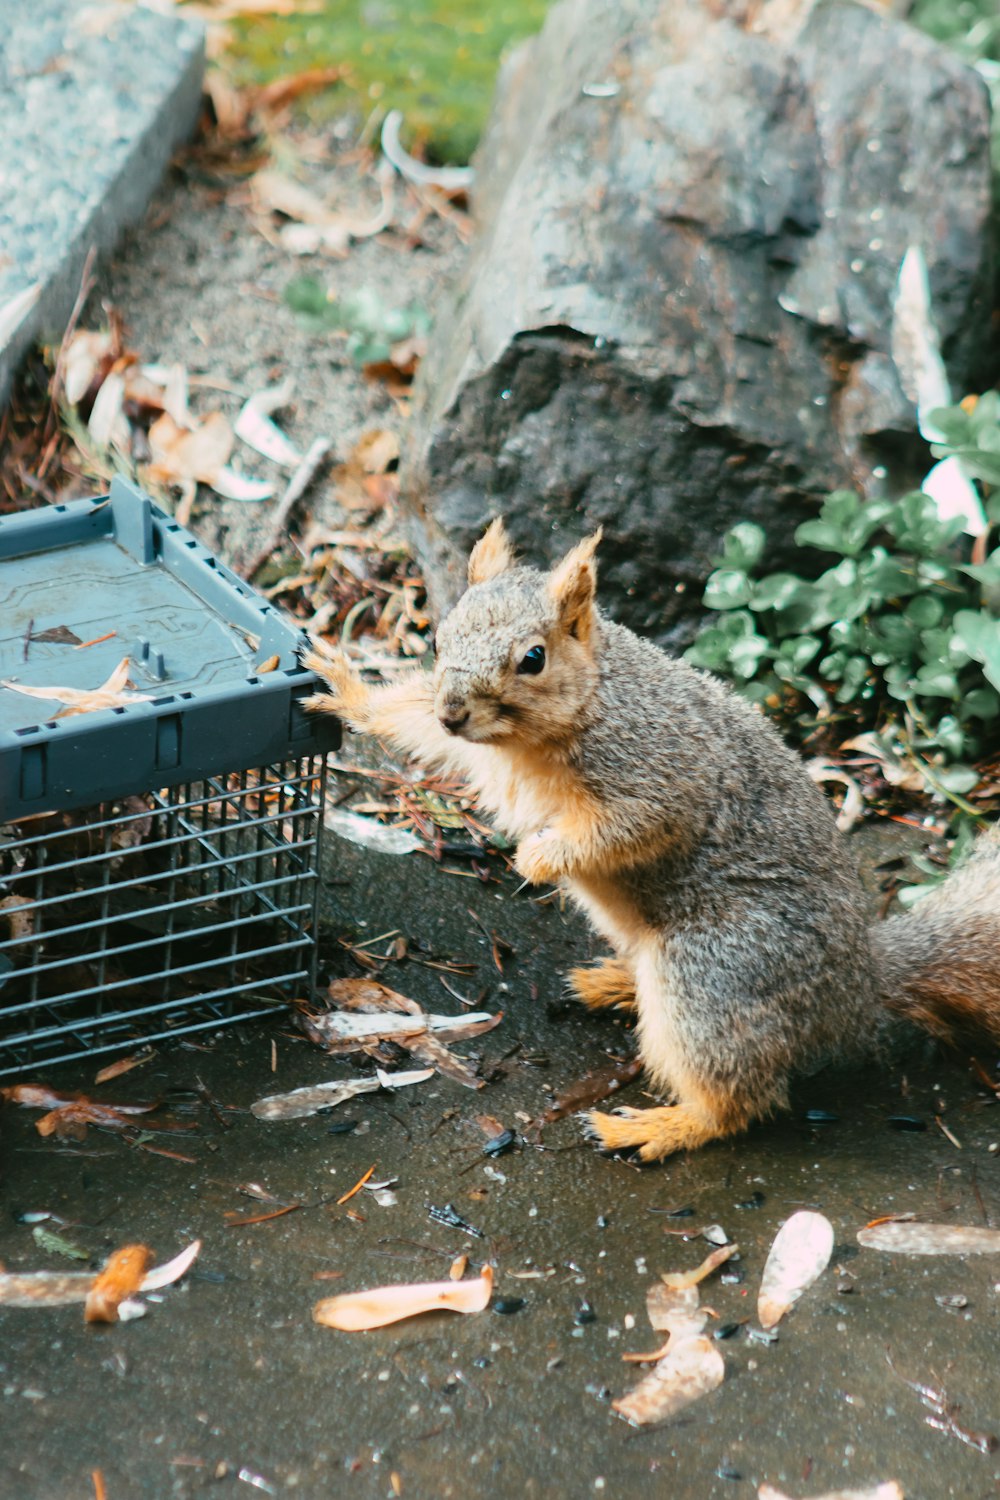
[225,1,550,164]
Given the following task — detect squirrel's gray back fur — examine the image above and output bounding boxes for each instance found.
[567,615,880,1116]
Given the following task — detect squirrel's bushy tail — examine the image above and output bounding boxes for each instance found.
[873,823,1000,1045]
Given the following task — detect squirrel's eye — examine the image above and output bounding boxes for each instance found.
[517,644,546,676]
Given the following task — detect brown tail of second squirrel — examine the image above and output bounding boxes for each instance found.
[874,823,1000,1045]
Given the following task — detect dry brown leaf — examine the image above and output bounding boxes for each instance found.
[838,733,926,791]
[758,1210,834,1329]
[94,1052,153,1085]
[252,65,344,114]
[85,1244,154,1324]
[641,1283,708,1347]
[405,1030,492,1090]
[857,1222,1000,1255]
[333,429,400,513]
[250,168,334,225]
[2,1083,158,1114]
[1,894,36,942]
[1,658,152,719]
[314,1265,493,1330]
[147,410,234,486]
[612,1334,724,1426]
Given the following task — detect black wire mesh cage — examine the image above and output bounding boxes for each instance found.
[0,482,340,1076]
[0,758,326,1076]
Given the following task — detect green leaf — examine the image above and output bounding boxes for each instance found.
[779,635,822,671]
[704,568,754,610]
[952,610,1000,692]
[925,404,973,445]
[929,715,965,758]
[960,686,1000,721]
[912,663,959,699]
[720,523,766,571]
[748,573,809,613]
[935,765,980,794]
[904,594,945,629]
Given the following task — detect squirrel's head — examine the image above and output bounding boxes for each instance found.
[433,519,602,745]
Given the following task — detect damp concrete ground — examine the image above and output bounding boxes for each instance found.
[3,91,1000,1500]
[2,822,1000,1500]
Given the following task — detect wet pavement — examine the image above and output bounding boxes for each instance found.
[3,822,1000,1499]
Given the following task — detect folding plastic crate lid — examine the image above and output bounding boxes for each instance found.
[0,478,340,819]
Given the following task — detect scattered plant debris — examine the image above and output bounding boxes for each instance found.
[857,1221,1000,1255]
[530,1057,643,1132]
[313,1264,493,1331]
[887,1351,998,1454]
[428,1203,484,1239]
[295,977,501,1089]
[0,1239,201,1315]
[758,1212,834,1329]
[250,1066,432,1121]
[758,1486,904,1500]
[2,657,153,720]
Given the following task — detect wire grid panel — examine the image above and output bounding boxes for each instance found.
[0,757,326,1076]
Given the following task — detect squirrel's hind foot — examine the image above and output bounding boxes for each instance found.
[584,1101,741,1162]
[567,957,636,1012]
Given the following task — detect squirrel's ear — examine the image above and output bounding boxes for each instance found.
[468,518,516,586]
[548,529,602,644]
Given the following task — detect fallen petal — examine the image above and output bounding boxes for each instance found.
[858,1222,1000,1255]
[759,1485,904,1500]
[661,1242,739,1290]
[212,468,276,503]
[235,381,301,468]
[380,110,473,192]
[140,1239,202,1290]
[314,1265,493,1330]
[758,1211,834,1329]
[612,1335,724,1426]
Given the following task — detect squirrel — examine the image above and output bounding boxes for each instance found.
[303,519,1000,1162]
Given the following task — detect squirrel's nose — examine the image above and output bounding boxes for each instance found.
[440,708,470,734]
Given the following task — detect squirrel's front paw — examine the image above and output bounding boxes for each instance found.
[514,829,567,886]
[301,642,370,726]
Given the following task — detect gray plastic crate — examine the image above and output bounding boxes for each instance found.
[0,479,340,1075]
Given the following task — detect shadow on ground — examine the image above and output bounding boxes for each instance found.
[3,823,1000,1499]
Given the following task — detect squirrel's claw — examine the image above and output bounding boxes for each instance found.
[301,643,371,725]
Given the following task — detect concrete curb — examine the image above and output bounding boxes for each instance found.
[0,0,205,408]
